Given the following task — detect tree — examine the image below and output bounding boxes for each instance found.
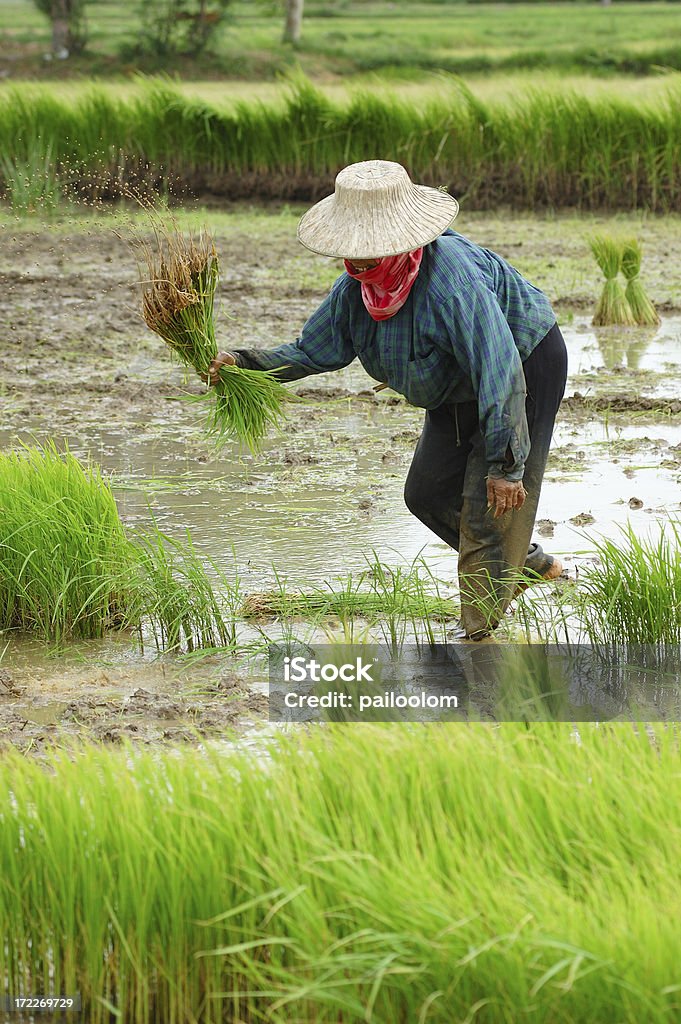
[282,0,304,45]
[32,0,88,58]
[137,0,234,59]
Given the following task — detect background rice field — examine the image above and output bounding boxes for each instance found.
[2,76,681,208]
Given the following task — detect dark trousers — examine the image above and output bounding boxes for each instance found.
[404,323,568,637]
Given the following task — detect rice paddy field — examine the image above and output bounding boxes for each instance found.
[2,75,681,208]
[1,200,681,1018]
[2,1,681,1019]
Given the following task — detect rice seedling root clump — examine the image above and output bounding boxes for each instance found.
[137,219,289,452]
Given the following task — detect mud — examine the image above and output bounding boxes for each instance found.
[2,209,681,753]
[0,684,267,754]
[0,654,268,754]
[563,393,681,415]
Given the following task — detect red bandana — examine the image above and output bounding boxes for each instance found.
[344,249,424,321]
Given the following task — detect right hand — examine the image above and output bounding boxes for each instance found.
[486,475,527,519]
[204,351,236,386]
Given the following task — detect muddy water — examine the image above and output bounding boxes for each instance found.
[4,318,680,584]
[6,317,677,585]
[545,316,681,562]
[1,218,680,750]
[567,317,681,381]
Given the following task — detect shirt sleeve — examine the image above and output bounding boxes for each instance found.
[232,287,356,383]
[444,282,530,481]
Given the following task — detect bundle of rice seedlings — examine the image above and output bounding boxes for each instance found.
[241,589,458,622]
[578,521,681,646]
[139,225,289,452]
[590,235,635,326]
[621,238,660,326]
[0,442,135,641]
[0,441,240,649]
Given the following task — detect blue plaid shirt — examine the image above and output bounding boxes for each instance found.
[234,230,556,480]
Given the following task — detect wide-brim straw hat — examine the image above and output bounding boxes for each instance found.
[297,159,459,259]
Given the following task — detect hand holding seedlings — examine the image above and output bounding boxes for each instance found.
[206,351,236,385]
[486,477,527,519]
[135,224,289,452]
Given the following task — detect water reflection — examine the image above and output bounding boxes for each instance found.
[593,326,659,370]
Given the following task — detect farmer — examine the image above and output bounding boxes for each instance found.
[209,160,567,639]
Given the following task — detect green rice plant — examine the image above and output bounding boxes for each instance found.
[0,442,242,650]
[0,442,134,642]
[242,556,457,643]
[364,554,411,649]
[241,586,456,623]
[621,237,660,326]
[137,220,289,452]
[577,520,681,646]
[247,565,331,654]
[510,579,579,645]
[2,78,681,211]
[589,235,635,326]
[0,137,61,215]
[1,725,681,1021]
[132,529,240,652]
[405,556,454,647]
[362,551,454,649]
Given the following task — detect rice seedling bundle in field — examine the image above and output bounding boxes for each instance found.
[0,442,239,648]
[2,725,681,1023]
[578,520,681,645]
[590,235,635,326]
[138,223,289,452]
[241,588,457,621]
[621,237,660,326]
[132,528,239,652]
[0,442,133,641]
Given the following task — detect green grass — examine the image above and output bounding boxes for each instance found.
[1,724,680,1021]
[2,76,681,209]
[3,2,681,79]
